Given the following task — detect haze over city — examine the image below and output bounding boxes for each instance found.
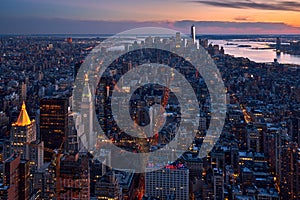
[1,0,300,34]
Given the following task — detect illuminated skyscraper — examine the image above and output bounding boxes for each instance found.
[10,102,44,172]
[40,97,69,162]
[10,102,36,160]
[145,163,189,200]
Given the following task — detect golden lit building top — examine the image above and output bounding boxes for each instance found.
[12,101,33,126]
[84,73,89,82]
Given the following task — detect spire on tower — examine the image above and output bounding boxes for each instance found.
[82,73,92,100]
[13,101,32,126]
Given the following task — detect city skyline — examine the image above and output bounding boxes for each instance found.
[1,1,300,198]
[0,26,300,199]
[1,0,300,34]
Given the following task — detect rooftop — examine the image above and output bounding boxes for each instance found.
[12,101,32,127]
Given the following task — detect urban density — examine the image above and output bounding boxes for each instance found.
[0,25,300,200]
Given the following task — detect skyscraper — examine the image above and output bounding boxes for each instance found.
[246,126,260,152]
[10,102,43,171]
[145,163,189,200]
[18,160,30,200]
[175,32,182,48]
[280,142,300,199]
[81,74,95,151]
[11,102,36,160]
[2,154,30,200]
[3,154,21,200]
[191,24,196,44]
[213,168,224,200]
[40,97,69,162]
[66,112,85,154]
[94,171,122,199]
[276,37,281,53]
[58,153,90,199]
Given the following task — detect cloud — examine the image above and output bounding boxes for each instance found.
[174,20,300,34]
[191,0,300,11]
[175,20,299,29]
[0,17,300,34]
[234,16,251,21]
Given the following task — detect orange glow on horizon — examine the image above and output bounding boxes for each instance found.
[110,3,300,29]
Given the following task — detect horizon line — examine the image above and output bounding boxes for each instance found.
[1,33,300,36]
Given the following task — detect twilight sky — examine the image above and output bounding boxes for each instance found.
[1,0,300,34]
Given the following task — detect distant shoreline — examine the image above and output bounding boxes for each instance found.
[1,34,300,40]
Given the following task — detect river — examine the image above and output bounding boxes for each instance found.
[209,39,300,65]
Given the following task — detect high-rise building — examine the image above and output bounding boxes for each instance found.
[280,142,300,200]
[175,32,182,48]
[289,111,300,145]
[246,126,260,152]
[191,25,196,44]
[145,163,189,200]
[276,37,281,52]
[182,152,203,179]
[31,162,56,199]
[213,168,224,200]
[0,140,10,164]
[40,97,69,162]
[81,74,95,151]
[18,160,30,200]
[3,154,21,200]
[0,141,4,163]
[90,159,104,196]
[58,153,90,199]
[199,38,208,48]
[66,112,85,154]
[0,112,9,138]
[115,170,136,200]
[2,154,30,200]
[263,127,283,184]
[94,171,122,200]
[10,102,36,160]
[29,140,44,171]
[10,102,43,171]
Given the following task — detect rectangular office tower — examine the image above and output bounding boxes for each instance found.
[40,97,68,162]
[145,163,189,200]
[1,155,30,200]
[58,153,90,199]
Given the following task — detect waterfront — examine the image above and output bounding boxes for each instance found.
[210,39,300,65]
